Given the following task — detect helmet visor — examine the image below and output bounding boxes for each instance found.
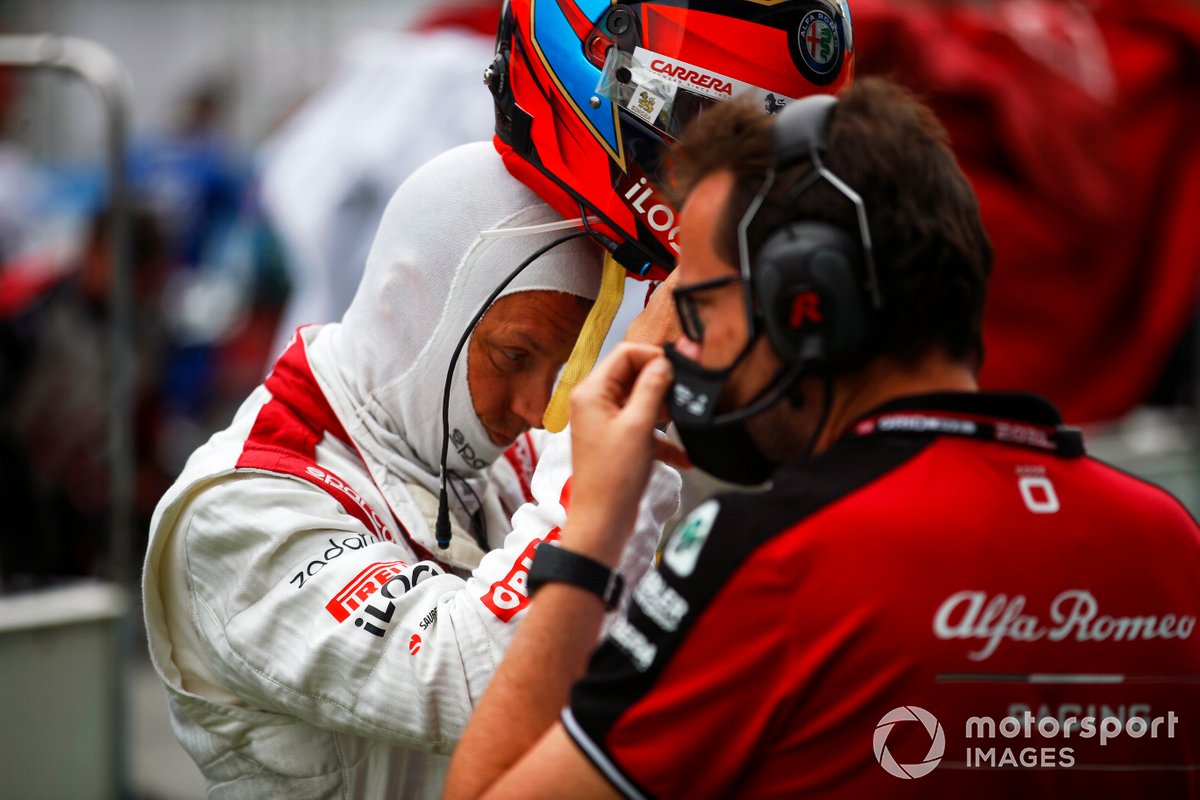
[597,45,796,141]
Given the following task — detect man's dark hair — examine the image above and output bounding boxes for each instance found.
[670,77,993,369]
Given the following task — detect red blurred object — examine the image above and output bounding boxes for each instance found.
[411,1,502,39]
[0,253,65,320]
[852,0,1200,424]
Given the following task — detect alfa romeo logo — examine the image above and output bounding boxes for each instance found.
[797,9,841,76]
[873,706,945,779]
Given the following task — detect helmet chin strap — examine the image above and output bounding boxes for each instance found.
[478,216,601,239]
[542,252,627,433]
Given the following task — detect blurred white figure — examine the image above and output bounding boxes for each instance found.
[259,25,497,362]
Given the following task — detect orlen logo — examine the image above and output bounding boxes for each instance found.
[874,706,945,779]
[481,528,561,622]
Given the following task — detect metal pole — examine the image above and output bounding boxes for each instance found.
[0,34,134,588]
[0,34,135,799]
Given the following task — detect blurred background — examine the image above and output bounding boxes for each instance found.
[0,0,1196,798]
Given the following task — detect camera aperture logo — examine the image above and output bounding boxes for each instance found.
[874,706,945,779]
[874,705,1182,777]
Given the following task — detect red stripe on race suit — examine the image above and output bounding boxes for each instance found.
[502,432,539,504]
[234,332,449,564]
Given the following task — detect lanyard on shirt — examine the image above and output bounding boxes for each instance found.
[846,410,1086,456]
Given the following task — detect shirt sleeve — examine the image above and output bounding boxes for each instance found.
[470,425,681,630]
[564,494,798,798]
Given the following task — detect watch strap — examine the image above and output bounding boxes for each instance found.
[527,543,624,609]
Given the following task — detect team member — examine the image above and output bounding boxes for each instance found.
[446,78,1200,798]
[141,143,681,799]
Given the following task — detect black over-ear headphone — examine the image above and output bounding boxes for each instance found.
[743,94,883,374]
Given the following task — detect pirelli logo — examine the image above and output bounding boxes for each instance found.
[481,529,561,622]
[326,560,408,622]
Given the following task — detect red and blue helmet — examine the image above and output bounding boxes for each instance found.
[489,0,855,278]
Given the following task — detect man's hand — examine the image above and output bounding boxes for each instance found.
[445,343,688,800]
[566,342,688,564]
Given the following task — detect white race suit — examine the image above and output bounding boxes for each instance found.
[142,142,680,798]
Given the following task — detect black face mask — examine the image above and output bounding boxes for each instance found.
[663,343,778,486]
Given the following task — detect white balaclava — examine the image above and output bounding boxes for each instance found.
[307,142,601,543]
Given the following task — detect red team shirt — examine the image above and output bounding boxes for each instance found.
[566,392,1200,799]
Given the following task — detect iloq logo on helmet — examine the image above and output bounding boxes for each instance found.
[873,706,945,779]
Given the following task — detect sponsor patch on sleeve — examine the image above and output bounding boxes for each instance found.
[480,528,562,622]
[662,499,719,578]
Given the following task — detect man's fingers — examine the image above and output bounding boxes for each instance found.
[653,436,691,469]
[574,342,663,406]
[601,342,664,389]
[621,356,673,428]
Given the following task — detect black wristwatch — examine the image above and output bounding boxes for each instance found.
[527,543,625,609]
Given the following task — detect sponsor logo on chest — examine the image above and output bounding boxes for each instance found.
[662,499,719,578]
[633,570,688,632]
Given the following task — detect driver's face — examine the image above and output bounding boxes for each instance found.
[466,290,591,447]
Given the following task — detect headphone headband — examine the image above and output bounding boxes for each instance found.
[773,94,838,167]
